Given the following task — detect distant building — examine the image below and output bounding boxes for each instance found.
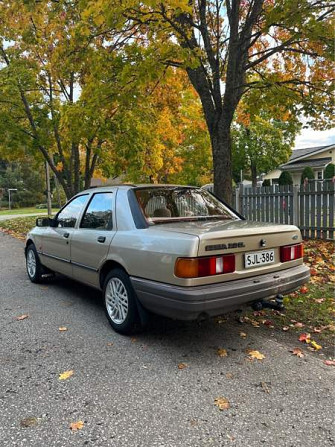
[263,144,335,185]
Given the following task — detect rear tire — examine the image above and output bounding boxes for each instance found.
[26,244,44,283]
[103,268,143,335]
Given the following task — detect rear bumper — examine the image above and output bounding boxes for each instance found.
[131,264,310,320]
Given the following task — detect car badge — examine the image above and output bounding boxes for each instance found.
[260,239,266,247]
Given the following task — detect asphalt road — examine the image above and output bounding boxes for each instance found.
[0,232,334,447]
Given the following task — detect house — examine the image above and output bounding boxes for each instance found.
[263,144,335,185]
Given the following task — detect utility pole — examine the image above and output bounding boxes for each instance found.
[45,161,52,217]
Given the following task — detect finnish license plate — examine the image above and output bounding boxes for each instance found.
[244,250,275,268]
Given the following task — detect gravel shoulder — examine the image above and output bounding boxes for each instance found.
[0,232,334,447]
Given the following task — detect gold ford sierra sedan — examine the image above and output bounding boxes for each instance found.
[25,185,310,334]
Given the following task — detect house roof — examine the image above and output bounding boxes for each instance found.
[284,144,334,166]
[281,157,332,172]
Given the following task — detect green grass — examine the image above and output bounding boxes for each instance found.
[0,207,59,216]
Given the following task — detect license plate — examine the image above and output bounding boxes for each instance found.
[245,250,275,268]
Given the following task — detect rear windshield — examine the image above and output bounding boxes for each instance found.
[134,187,238,224]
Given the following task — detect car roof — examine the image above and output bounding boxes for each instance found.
[81,184,198,194]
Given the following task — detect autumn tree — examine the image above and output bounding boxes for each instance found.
[105,0,334,203]
[0,0,160,199]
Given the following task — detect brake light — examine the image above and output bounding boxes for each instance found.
[175,254,235,278]
[280,243,303,262]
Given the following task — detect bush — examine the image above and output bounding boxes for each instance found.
[262,179,271,187]
[300,167,314,184]
[278,171,293,185]
[324,163,335,179]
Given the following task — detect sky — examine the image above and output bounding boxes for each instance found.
[294,128,334,150]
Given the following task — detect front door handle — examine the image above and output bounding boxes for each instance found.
[97,236,106,243]
[63,232,70,239]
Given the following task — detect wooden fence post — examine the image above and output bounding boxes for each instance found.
[235,187,240,214]
[292,185,299,227]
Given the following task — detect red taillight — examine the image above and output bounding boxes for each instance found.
[175,254,235,278]
[280,243,303,262]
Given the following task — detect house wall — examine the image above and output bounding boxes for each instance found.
[302,147,335,163]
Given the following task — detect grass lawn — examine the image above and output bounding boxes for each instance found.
[1,216,334,351]
[0,207,59,216]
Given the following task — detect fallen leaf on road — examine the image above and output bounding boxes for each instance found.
[130,337,137,343]
[16,314,29,321]
[262,319,274,327]
[59,370,74,380]
[294,322,304,328]
[310,340,322,350]
[314,298,325,304]
[247,350,265,360]
[239,332,247,338]
[300,286,308,294]
[59,327,67,332]
[20,417,38,428]
[324,360,335,366]
[69,421,84,431]
[107,342,113,346]
[299,333,311,343]
[178,363,187,370]
[282,326,290,331]
[291,348,304,358]
[217,348,228,357]
[260,381,271,393]
[214,397,230,410]
[251,320,260,327]
[226,373,234,379]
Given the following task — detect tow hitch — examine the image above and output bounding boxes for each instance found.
[252,294,285,312]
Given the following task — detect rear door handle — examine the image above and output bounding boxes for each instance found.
[97,236,106,243]
[63,232,70,239]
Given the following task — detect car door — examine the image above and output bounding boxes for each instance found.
[70,192,116,287]
[40,194,89,276]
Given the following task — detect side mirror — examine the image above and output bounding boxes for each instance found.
[36,217,57,227]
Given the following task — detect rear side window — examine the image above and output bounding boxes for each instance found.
[80,193,113,230]
[57,195,88,228]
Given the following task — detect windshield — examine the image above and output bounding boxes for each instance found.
[134,187,238,224]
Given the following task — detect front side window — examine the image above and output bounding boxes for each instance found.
[80,193,113,230]
[135,187,238,224]
[57,195,88,228]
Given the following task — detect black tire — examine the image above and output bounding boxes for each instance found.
[103,268,143,335]
[26,244,45,283]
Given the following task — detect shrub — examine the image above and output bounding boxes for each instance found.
[324,163,335,179]
[262,179,271,187]
[278,171,293,185]
[300,167,315,184]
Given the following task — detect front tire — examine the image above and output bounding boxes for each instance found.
[26,244,44,283]
[103,269,142,335]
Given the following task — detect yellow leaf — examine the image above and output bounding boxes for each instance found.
[239,332,247,338]
[217,348,228,357]
[59,327,68,332]
[214,397,230,410]
[59,370,74,380]
[247,350,265,360]
[310,340,322,350]
[69,421,84,431]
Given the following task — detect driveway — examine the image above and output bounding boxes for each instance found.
[0,232,334,447]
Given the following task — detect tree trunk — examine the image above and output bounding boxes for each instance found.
[210,118,233,204]
[251,160,257,187]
